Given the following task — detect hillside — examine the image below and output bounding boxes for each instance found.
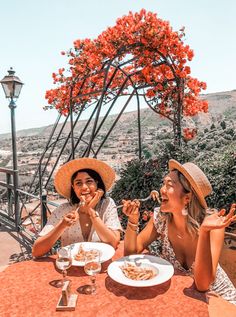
[0,89,235,191]
[0,90,236,140]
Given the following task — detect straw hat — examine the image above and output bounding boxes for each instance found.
[54,158,116,199]
[168,159,212,209]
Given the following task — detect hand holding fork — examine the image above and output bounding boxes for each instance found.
[116,190,160,210]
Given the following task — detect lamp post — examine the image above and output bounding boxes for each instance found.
[0,67,24,229]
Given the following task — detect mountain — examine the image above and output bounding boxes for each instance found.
[0,89,235,190]
[0,126,50,140]
[0,89,235,140]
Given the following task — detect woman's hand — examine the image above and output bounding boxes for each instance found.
[88,189,104,209]
[61,209,79,228]
[78,189,104,214]
[200,203,236,233]
[150,190,160,203]
[122,199,140,224]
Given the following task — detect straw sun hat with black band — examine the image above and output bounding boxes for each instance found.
[54,158,116,200]
[168,159,212,209]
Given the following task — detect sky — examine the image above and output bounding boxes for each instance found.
[0,0,235,134]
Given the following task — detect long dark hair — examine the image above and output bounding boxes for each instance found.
[70,169,106,205]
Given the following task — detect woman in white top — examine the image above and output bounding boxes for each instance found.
[32,158,122,257]
[122,159,236,305]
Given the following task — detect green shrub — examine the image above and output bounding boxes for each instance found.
[111,157,164,233]
[111,137,236,234]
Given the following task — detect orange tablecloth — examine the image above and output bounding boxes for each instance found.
[0,242,235,317]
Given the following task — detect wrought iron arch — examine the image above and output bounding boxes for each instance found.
[0,11,207,234]
[29,43,184,198]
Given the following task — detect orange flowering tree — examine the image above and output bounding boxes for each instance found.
[45,9,208,146]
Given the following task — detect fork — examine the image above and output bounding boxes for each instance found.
[116,190,160,210]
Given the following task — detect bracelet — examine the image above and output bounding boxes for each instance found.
[127,222,139,233]
[128,220,139,227]
[90,211,100,219]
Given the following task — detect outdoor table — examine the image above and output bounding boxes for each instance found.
[0,242,235,317]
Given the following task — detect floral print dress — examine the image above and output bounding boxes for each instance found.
[38,197,122,246]
[150,208,236,305]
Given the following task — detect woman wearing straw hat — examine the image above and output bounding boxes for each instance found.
[122,159,236,305]
[32,158,122,257]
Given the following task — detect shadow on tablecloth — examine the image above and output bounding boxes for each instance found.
[104,275,171,300]
[174,270,208,304]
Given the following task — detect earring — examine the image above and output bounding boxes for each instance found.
[182,205,188,216]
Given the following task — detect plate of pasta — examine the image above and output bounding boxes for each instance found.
[66,242,115,266]
[107,254,174,287]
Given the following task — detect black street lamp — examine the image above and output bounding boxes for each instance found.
[0,67,24,228]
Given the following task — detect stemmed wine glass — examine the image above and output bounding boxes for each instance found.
[55,247,72,287]
[84,249,101,294]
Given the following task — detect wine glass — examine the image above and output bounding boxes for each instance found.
[84,249,101,294]
[55,247,72,287]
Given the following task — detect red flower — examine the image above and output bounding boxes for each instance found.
[45,9,208,140]
[142,214,148,221]
[183,127,197,141]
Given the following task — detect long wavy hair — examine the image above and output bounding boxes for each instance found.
[70,169,106,205]
[165,170,208,236]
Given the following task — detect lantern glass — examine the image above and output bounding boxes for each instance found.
[0,68,23,99]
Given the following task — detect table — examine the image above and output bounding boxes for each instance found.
[0,242,235,317]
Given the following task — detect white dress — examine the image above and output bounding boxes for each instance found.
[150,208,236,305]
[38,197,122,246]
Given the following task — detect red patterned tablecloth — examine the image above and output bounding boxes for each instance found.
[0,242,235,317]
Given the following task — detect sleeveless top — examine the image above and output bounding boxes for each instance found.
[38,197,122,246]
[150,208,236,305]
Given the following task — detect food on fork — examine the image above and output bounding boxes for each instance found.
[74,245,102,262]
[120,262,158,280]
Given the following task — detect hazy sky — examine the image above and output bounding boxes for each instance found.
[0,0,235,134]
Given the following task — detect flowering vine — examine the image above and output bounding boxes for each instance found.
[45,9,208,141]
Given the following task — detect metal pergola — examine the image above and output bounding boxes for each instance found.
[0,45,184,238]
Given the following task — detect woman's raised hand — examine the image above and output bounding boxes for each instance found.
[201,203,236,232]
[122,199,140,224]
[150,190,161,203]
[62,209,79,227]
[78,189,104,214]
[88,189,104,209]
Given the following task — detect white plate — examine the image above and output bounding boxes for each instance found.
[107,254,174,287]
[65,242,115,266]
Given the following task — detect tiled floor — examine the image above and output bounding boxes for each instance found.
[0,198,66,272]
[0,222,32,272]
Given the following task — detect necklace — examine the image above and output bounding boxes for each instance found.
[169,222,185,239]
[81,224,91,241]
[78,212,91,241]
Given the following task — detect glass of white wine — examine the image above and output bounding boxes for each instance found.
[55,247,72,287]
[84,249,101,294]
